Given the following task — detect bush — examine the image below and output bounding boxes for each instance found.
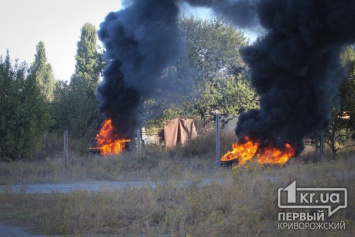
[0,53,53,161]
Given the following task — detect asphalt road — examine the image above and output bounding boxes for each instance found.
[0,224,46,237]
[0,181,156,194]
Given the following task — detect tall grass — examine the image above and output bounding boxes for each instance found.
[0,156,354,236]
[0,130,354,236]
[0,130,235,184]
[1,129,353,185]
[0,149,219,185]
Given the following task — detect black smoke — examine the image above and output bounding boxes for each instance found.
[97,0,182,139]
[97,0,259,139]
[236,0,355,154]
[97,0,355,155]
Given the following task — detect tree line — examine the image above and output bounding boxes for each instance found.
[0,18,354,161]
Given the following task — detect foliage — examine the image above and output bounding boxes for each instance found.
[71,23,103,91]
[325,46,355,157]
[0,52,53,161]
[144,17,259,131]
[30,41,55,100]
[51,23,103,153]
[177,17,259,118]
[51,80,101,142]
[198,75,259,116]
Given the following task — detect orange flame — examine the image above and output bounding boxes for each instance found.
[221,136,259,166]
[257,143,295,165]
[221,136,295,166]
[93,118,130,156]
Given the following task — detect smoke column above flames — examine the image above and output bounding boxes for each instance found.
[97,0,355,156]
[236,0,355,154]
[97,0,183,139]
[97,0,259,139]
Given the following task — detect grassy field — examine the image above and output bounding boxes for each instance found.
[0,131,354,236]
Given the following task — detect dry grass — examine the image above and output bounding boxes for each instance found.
[0,131,354,236]
[0,149,222,185]
[0,156,354,236]
[0,130,235,185]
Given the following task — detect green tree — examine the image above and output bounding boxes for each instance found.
[325,46,355,158]
[52,23,103,152]
[0,52,53,161]
[31,41,55,100]
[143,17,259,130]
[158,18,258,118]
[52,79,101,142]
[71,23,102,91]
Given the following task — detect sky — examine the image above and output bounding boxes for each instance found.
[1,0,122,81]
[0,0,255,81]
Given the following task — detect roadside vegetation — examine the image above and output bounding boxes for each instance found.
[0,130,232,184]
[0,146,354,236]
[0,130,354,236]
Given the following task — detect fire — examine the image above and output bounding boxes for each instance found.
[221,136,295,166]
[92,118,130,156]
[257,143,295,165]
[221,136,259,166]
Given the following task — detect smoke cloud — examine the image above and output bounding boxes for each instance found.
[97,0,182,138]
[97,0,259,139]
[236,0,355,154]
[97,0,355,155]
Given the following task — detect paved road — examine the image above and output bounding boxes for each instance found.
[0,181,156,194]
[0,179,225,194]
[0,224,46,237]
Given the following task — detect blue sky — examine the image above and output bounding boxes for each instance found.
[0,0,256,81]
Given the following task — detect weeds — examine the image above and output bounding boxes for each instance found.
[0,131,354,236]
[0,130,231,184]
[0,155,354,236]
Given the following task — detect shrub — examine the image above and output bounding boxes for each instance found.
[0,53,53,161]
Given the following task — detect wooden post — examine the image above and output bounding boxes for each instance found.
[64,131,68,166]
[320,129,324,161]
[137,129,141,159]
[215,114,220,165]
[137,129,141,152]
[312,132,320,162]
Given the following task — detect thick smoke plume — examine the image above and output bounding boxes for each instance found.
[97,0,258,139]
[236,0,355,154]
[98,0,355,156]
[97,0,182,139]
